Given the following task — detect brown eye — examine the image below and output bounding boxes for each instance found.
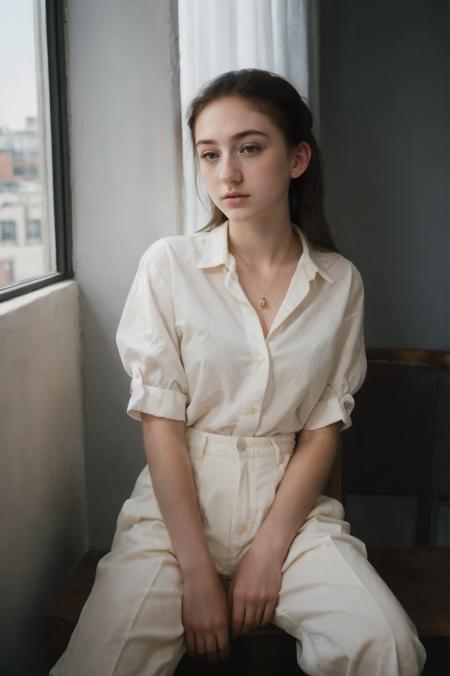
[241,144,260,154]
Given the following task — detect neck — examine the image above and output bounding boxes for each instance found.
[227,219,301,268]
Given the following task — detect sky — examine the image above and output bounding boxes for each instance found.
[0,0,38,130]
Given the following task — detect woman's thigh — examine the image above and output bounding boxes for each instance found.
[50,468,186,676]
[272,495,427,676]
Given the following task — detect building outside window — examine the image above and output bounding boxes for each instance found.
[0,0,72,299]
[0,260,14,285]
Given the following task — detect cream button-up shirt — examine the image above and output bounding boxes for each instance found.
[116,221,367,436]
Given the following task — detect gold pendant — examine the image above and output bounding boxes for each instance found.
[259,297,268,308]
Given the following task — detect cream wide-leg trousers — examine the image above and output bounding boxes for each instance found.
[50,427,426,676]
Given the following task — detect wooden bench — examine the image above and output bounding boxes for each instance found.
[46,544,450,674]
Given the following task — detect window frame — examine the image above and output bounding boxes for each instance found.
[0,0,73,303]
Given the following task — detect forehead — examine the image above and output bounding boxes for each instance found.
[194,96,276,141]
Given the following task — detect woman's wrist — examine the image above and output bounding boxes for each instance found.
[249,532,290,567]
[177,547,217,580]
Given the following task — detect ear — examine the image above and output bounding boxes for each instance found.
[290,142,312,179]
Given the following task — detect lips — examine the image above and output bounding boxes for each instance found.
[222,194,249,205]
[222,192,249,199]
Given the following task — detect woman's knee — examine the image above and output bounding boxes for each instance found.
[304,610,426,676]
[350,614,426,676]
[386,615,427,676]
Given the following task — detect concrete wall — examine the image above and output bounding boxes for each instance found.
[0,281,87,676]
[0,1,182,672]
[67,0,183,550]
[319,0,450,545]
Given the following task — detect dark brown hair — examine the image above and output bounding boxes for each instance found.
[186,68,339,253]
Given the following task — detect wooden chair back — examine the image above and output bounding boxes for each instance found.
[338,348,450,546]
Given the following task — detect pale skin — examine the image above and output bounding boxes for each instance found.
[142,95,342,666]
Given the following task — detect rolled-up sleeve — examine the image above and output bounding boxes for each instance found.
[303,264,367,432]
[115,241,189,422]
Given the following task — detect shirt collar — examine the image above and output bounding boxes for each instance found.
[196,220,334,284]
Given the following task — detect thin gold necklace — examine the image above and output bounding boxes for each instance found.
[230,231,294,309]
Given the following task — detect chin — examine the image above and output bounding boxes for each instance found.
[227,209,265,223]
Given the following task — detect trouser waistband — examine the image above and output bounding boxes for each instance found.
[185,427,297,460]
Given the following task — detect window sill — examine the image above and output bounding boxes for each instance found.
[0,279,78,319]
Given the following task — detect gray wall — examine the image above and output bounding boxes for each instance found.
[0,282,87,676]
[319,0,449,348]
[319,0,450,544]
[67,0,183,550]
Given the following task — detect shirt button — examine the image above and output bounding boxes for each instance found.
[255,354,266,362]
[236,439,247,452]
[245,405,258,415]
[236,523,248,534]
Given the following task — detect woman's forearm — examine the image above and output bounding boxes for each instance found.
[250,422,341,565]
[142,414,215,579]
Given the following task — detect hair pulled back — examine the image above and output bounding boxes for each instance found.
[187,68,338,253]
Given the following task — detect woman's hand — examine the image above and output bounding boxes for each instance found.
[227,543,283,639]
[182,564,231,666]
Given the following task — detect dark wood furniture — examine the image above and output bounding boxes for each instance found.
[340,348,450,547]
[340,348,450,674]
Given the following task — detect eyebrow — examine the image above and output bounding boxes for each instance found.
[195,129,269,147]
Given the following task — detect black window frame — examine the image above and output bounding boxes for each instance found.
[0,0,73,303]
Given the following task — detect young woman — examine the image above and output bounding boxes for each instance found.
[50,69,426,676]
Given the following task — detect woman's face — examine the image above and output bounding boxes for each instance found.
[194,95,310,226]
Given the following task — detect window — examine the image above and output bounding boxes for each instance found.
[26,219,42,243]
[0,0,72,302]
[0,220,17,243]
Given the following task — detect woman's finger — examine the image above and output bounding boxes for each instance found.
[204,630,220,666]
[252,603,267,630]
[231,599,245,639]
[184,627,196,659]
[260,601,275,628]
[194,632,207,662]
[216,624,231,662]
[241,603,257,634]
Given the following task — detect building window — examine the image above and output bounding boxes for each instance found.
[0,0,72,300]
[26,218,42,242]
[0,220,17,243]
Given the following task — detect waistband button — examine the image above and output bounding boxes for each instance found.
[236,439,247,451]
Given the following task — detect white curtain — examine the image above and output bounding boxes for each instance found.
[177,0,313,234]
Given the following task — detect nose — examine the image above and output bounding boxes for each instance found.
[219,151,242,184]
